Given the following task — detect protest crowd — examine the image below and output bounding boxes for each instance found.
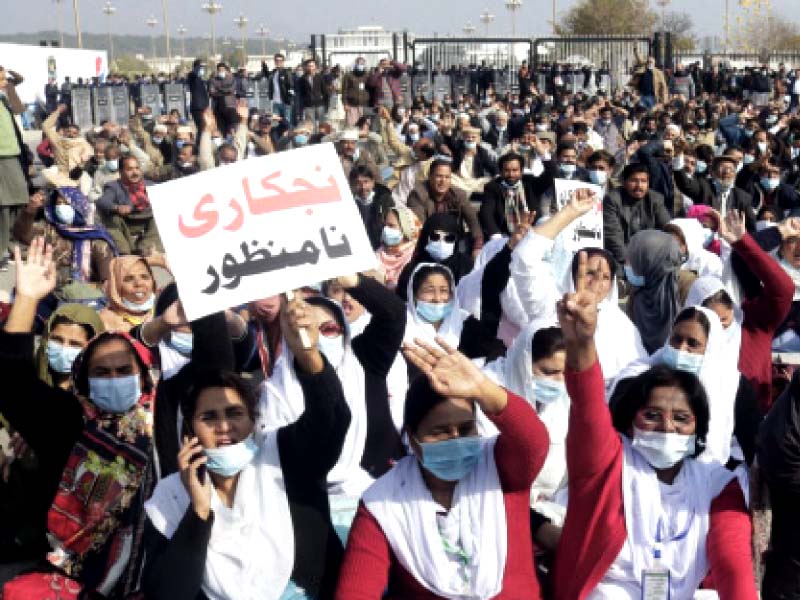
[2,47,800,600]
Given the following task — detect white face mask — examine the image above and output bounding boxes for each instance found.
[54,204,76,225]
[317,334,345,368]
[631,426,697,469]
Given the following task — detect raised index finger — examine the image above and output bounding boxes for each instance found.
[574,250,589,294]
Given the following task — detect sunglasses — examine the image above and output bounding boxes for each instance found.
[318,320,343,338]
[429,232,456,243]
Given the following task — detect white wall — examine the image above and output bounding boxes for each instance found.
[0,43,108,104]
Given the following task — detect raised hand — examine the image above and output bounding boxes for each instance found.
[717,210,746,245]
[508,211,536,250]
[178,436,212,520]
[13,237,56,302]
[557,251,598,347]
[779,216,800,241]
[280,292,323,373]
[402,337,491,401]
[162,300,188,330]
[568,188,597,216]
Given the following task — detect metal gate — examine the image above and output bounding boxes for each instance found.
[407,37,534,100]
[533,36,652,94]
[673,51,800,70]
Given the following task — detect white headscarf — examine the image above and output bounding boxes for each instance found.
[145,432,294,600]
[609,306,741,465]
[669,218,724,279]
[362,439,507,599]
[257,301,372,498]
[483,317,569,523]
[404,263,471,349]
[684,276,743,371]
[558,251,647,391]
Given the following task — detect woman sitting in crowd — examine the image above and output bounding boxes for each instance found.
[511,191,646,388]
[625,229,695,354]
[0,238,159,597]
[13,187,117,290]
[336,336,550,599]
[552,252,756,600]
[99,254,160,332]
[260,274,407,542]
[375,205,420,291]
[688,210,794,413]
[396,213,474,299]
[142,293,351,600]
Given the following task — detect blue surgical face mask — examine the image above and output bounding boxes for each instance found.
[560,163,577,177]
[425,240,455,261]
[530,376,566,405]
[46,340,82,374]
[589,169,607,185]
[415,435,484,481]
[382,225,403,246]
[122,293,155,313]
[317,333,345,368]
[152,136,164,145]
[89,374,141,413]
[204,435,259,477]
[695,160,707,174]
[701,227,715,247]
[168,331,193,355]
[197,68,206,78]
[175,139,186,149]
[661,343,704,375]
[624,264,645,287]
[54,204,76,225]
[416,300,454,323]
[409,133,420,142]
[464,141,478,150]
[760,177,780,192]
[294,134,308,146]
[105,159,119,172]
[743,154,755,165]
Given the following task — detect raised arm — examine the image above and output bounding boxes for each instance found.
[344,274,407,377]
[277,293,351,478]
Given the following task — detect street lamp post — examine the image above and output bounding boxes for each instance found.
[463,23,476,36]
[256,24,269,58]
[72,0,83,48]
[234,13,249,67]
[656,0,669,66]
[505,0,523,36]
[479,9,495,37]
[146,16,159,69]
[102,1,116,64]
[54,0,65,47]
[201,1,223,60]
[161,0,172,73]
[177,25,188,59]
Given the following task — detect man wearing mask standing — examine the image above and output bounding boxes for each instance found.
[367,58,406,110]
[263,53,294,124]
[0,66,30,271]
[187,59,209,133]
[342,57,371,127]
[209,62,237,135]
[631,51,667,109]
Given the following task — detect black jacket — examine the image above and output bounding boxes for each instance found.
[479,176,541,238]
[295,73,328,109]
[757,371,800,600]
[186,70,209,111]
[262,64,294,104]
[673,170,756,231]
[603,187,672,273]
[443,136,498,179]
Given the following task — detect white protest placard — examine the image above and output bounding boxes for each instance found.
[553,178,604,253]
[149,143,377,320]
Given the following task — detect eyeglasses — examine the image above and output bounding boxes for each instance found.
[430,232,456,243]
[318,320,343,338]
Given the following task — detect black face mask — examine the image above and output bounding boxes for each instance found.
[69,166,83,180]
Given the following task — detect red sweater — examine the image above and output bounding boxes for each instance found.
[552,361,757,600]
[733,234,794,413]
[335,391,549,600]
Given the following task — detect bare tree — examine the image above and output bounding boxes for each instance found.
[560,0,657,36]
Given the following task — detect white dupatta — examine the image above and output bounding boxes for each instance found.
[362,439,507,599]
[403,263,471,349]
[144,432,294,600]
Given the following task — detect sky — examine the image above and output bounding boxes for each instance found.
[0,0,795,43]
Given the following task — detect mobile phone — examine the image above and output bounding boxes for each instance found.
[182,421,206,484]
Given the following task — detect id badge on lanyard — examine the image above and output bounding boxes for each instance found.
[641,564,670,600]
